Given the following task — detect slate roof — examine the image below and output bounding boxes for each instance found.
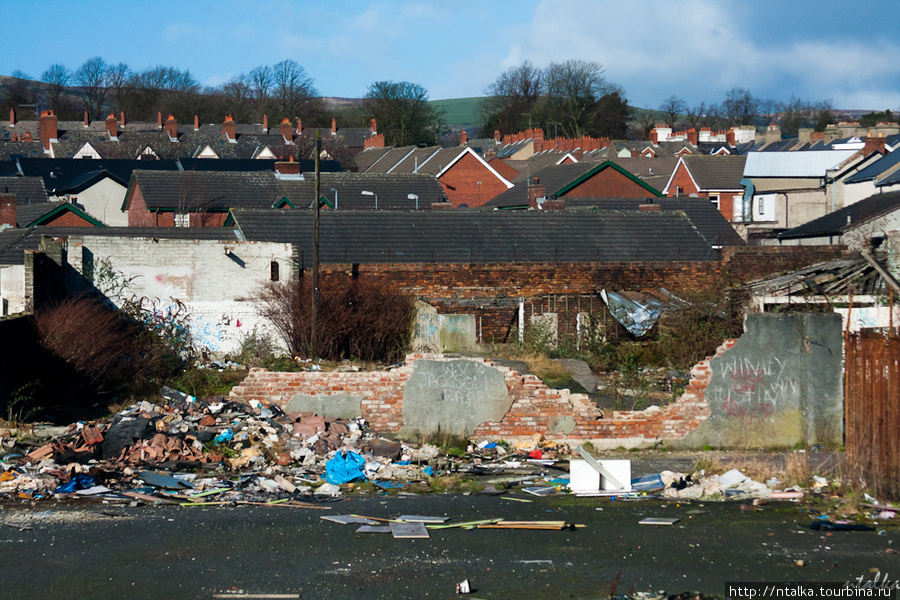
[877,168,900,188]
[485,161,660,208]
[350,147,393,172]
[12,201,105,228]
[562,197,745,247]
[0,226,240,266]
[679,155,748,190]
[179,158,342,173]
[0,176,49,203]
[778,190,900,240]
[130,170,447,211]
[230,209,719,264]
[843,151,900,184]
[16,157,179,195]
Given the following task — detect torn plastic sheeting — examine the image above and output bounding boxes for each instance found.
[325,451,367,485]
[54,474,95,494]
[600,289,665,337]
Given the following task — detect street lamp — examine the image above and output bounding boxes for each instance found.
[330,187,338,210]
[361,190,377,210]
[407,193,418,210]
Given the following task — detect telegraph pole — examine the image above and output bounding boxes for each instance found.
[311,131,321,359]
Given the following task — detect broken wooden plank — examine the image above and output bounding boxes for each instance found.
[478,520,568,530]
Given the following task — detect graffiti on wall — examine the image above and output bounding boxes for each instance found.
[708,356,799,424]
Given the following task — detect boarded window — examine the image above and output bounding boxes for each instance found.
[270,260,279,281]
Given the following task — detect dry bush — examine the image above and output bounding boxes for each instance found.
[257,276,414,363]
[34,296,189,394]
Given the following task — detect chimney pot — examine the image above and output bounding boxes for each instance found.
[9,108,15,127]
[194,114,199,131]
[84,111,89,127]
[331,118,337,135]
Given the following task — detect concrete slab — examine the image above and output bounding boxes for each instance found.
[402,359,513,436]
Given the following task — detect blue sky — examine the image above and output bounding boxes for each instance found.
[3,0,899,111]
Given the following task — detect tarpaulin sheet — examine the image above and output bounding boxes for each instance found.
[601,290,665,337]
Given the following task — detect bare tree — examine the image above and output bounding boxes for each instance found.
[480,61,545,134]
[543,59,613,137]
[272,59,323,121]
[2,70,38,118]
[249,65,273,104]
[684,101,707,130]
[221,74,253,122]
[364,80,444,146]
[41,63,71,113]
[105,62,132,113]
[721,87,760,127]
[658,95,687,129]
[75,57,109,119]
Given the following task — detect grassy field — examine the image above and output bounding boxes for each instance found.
[430,96,485,130]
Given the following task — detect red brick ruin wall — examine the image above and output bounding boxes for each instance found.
[231,345,734,445]
[311,246,847,342]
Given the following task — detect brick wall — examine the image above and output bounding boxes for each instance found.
[665,163,699,197]
[39,210,97,227]
[721,245,847,282]
[562,167,657,198]
[230,346,736,446]
[439,152,510,208]
[126,185,155,227]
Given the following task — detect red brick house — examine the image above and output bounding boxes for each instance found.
[359,146,513,208]
[663,155,747,221]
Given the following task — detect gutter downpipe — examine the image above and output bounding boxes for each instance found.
[740,177,754,223]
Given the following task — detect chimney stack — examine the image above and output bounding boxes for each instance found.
[863,136,886,156]
[494,129,501,143]
[38,110,57,153]
[0,193,16,227]
[296,117,302,136]
[9,108,15,127]
[460,130,468,145]
[262,114,268,133]
[157,111,163,129]
[165,115,178,141]
[275,155,301,175]
[120,111,126,128]
[222,115,236,142]
[528,176,546,210]
[686,128,698,145]
[105,114,118,140]
[83,111,89,127]
[280,118,293,142]
[194,114,199,131]
[331,118,337,135]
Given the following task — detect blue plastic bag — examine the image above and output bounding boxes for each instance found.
[325,451,367,485]
[54,474,95,494]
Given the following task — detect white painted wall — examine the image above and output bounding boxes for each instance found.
[65,235,294,356]
[0,264,25,315]
[65,178,129,226]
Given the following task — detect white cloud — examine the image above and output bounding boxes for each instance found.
[502,0,900,109]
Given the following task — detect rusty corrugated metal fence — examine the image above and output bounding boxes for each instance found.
[844,330,900,499]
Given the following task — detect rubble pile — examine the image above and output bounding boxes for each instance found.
[0,387,449,504]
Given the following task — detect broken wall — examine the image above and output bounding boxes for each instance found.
[230,354,714,446]
[678,313,844,448]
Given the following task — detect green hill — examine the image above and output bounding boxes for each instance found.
[430,97,485,132]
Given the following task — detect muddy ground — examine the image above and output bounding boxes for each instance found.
[1,491,896,600]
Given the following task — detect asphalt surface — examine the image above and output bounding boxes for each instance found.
[1,492,896,600]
